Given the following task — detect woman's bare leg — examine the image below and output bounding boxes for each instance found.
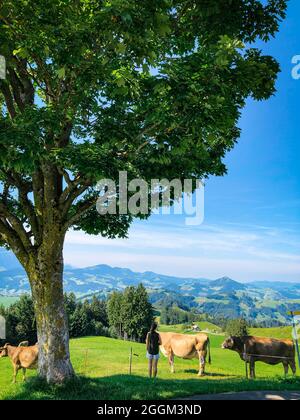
[153,359,158,378]
[148,359,153,378]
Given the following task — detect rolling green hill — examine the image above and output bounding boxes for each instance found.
[250,326,293,339]
[1,262,299,325]
[157,323,294,339]
[158,322,223,334]
[1,332,299,400]
[0,295,19,308]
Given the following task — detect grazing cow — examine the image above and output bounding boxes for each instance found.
[222,336,296,379]
[0,343,38,383]
[159,332,211,376]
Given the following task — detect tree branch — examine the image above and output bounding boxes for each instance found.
[0,201,33,251]
[1,170,41,245]
[0,217,29,268]
[7,68,26,112]
[13,57,35,105]
[0,217,30,267]
[0,81,16,118]
[32,169,44,230]
[61,183,90,220]
[63,197,96,231]
[6,64,34,112]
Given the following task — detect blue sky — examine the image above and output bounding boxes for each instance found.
[64,1,300,282]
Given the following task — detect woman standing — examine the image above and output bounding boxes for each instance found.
[146,322,162,378]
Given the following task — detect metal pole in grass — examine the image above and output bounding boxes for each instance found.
[129,347,139,375]
[288,310,300,369]
[129,347,133,375]
[244,344,248,379]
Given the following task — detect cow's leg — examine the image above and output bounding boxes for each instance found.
[168,352,175,373]
[22,368,27,382]
[13,365,19,383]
[249,358,255,379]
[289,360,296,376]
[197,351,205,376]
[283,361,289,376]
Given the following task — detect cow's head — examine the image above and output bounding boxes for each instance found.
[222,336,235,350]
[0,343,9,357]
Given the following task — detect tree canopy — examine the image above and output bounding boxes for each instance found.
[0,0,287,260]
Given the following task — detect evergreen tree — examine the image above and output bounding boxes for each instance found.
[107,291,124,338]
[69,302,90,338]
[64,292,77,327]
[3,295,37,344]
[107,284,154,341]
[90,295,108,327]
[160,307,170,325]
[131,284,153,342]
[226,318,249,337]
[121,286,136,340]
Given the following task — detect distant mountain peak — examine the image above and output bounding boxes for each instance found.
[213,276,238,284]
[211,276,245,290]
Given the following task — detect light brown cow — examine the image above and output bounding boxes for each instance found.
[222,336,296,378]
[0,343,38,383]
[159,332,211,376]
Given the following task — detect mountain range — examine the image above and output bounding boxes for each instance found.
[0,250,299,324]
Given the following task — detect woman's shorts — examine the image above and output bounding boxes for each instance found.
[146,352,160,360]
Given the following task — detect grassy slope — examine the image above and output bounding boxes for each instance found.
[158,322,222,334]
[158,323,293,338]
[250,326,293,339]
[1,327,299,400]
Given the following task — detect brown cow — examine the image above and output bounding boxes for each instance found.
[0,343,38,383]
[159,332,211,376]
[222,336,296,378]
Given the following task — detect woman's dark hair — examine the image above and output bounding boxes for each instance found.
[150,322,158,333]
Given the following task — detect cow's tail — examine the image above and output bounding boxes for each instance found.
[207,337,211,364]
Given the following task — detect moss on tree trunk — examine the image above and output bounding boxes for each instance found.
[28,240,74,383]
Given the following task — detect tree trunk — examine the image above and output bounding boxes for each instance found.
[27,242,74,383]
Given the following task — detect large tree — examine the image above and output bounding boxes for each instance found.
[0,0,286,382]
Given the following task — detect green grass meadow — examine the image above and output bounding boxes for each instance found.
[1,327,300,400]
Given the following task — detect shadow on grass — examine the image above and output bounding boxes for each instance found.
[3,374,300,400]
[183,369,231,377]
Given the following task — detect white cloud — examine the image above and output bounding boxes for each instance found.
[64,222,300,282]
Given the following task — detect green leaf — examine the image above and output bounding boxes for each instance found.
[56,67,66,79]
[115,43,126,54]
[116,78,126,87]
[12,47,28,58]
